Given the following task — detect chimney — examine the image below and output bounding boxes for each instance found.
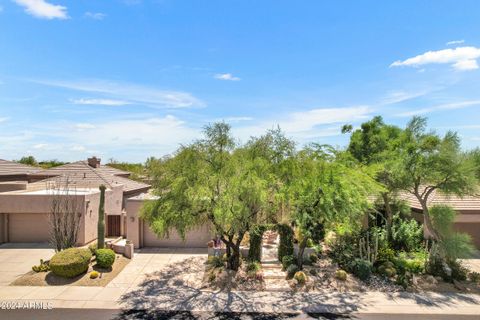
[87,156,101,168]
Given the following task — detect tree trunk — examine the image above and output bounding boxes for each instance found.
[297,237,308,270]
[419,200,439,241]
[228,245,241,271]
[382,192,393,241]
[221,234,243,271]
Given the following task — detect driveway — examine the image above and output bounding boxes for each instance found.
[0,243,54,285]
[107,248,207,289]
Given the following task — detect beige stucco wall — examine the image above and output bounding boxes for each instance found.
[126,199,142,248]
[0,182,27,193]
[82,185,124,244]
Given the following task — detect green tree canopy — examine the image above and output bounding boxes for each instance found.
[142,122,287,270]
[290,145,381,268]
[393,117,478,240]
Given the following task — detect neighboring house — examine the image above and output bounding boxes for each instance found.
[0,159,40,192]
[0,157,212,248]
[0,157,149,245]
[400,191,480,249]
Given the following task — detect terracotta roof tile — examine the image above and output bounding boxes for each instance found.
[29,161,150,194]
[0,159,41,176]
[398,189,480,211]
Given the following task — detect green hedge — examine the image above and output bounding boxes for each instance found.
[50,248,92,278]
[248,225,267,262]
[277,223,294,262]
[95,249,116,268]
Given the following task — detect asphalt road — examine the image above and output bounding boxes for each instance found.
[0,309,478,320]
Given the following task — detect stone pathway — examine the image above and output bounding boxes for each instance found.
[261,232,291,291]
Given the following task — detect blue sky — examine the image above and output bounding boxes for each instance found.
[1,0,480,162]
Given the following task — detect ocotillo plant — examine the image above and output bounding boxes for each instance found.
[97,184,106,249]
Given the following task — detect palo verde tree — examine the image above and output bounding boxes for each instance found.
[393,117,478,240]
[142,122,276,271]
[343,116,403,238]
[290,145,381,269]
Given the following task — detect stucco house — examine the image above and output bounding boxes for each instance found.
[399,191,480,249]
[0,158,149,245]
[0,157,212,248]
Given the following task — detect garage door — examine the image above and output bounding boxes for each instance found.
[9,213,50,243]
[142,223,212,248]
[454,222,480,250]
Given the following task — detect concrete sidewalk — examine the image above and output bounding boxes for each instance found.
[0,288,479,316]
[1,247,479,316]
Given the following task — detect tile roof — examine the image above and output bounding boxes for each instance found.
[0,159,41,176]
[29,161,150,194]
[399,189,480,211]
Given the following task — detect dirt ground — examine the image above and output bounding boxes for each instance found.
[203,261,266,291]
[11,254,130,287]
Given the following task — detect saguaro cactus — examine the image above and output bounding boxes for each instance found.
[97,184,106,249]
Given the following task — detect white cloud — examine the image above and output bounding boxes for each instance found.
[13,0,68,20]
[446,40,465,46]
[34,79,204,109]
[75,123,96,130]
[232,106,372,143]
[452,59,478,71]
[0,117,9,123]
[70,98,130,106]
[381,90,430,105]
[220,116,253,122]
[214,73,241,81]
[84,12,106,20]
[33,143,48,149]
[390,46,480,71]
[70,145,86,152]
[395,100,480,117]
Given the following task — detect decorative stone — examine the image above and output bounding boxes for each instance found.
[425,275,438,285]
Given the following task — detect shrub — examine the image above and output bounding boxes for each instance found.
[449,260,468,281]
[335,269,347,281]
[309,253,318,264]
[50,248,92,278]
[329,232,359,272]
[277,223,294,262]
[286,264,299,279]
[306,239,315,248]
[396,272,413,289]
[351,258,372,281]
[90,271,99,279]
[377,247,395,265]
[313,244,323,255]
[282,255,296,270]
[32,259,50,272]
[469,271,480,283]
[246,261,261,273]
[248,225,266,262]
[294,271,307,284]
[95,249,116,268]
[391,214,423,252]
[208,270,216,282]
[207,256,224,268]
[88,242,98,255]
[393,252,426,275]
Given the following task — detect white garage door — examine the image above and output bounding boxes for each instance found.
[143,223,212,248]
[9,213,50,243]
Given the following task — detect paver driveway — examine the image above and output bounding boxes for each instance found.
[0,243,54,285]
